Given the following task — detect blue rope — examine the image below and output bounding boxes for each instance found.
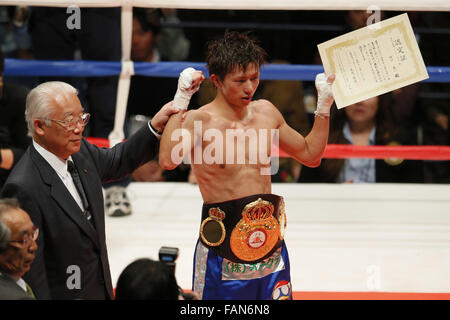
[5,59,450,82]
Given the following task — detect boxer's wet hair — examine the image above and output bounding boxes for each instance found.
[206,31,267,81]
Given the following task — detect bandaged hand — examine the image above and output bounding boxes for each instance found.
[315,73,335,118]
[173,67,205,110]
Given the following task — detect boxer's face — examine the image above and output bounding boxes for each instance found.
[214,63,260,108]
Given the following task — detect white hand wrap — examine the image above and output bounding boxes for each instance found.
[174,67,198,110]
[315,73,334,117]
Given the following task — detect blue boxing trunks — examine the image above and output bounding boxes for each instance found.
[192,194,292,300]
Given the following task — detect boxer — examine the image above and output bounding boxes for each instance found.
[160,31,334,300]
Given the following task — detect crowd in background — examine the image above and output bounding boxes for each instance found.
[0,7,449,187]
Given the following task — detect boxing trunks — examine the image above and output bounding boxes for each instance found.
[193,194,292,300]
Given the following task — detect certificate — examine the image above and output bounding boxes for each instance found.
[318,13,429,109]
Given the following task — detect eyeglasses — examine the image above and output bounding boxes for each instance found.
[9,227,39,247]
[46,113,90,131]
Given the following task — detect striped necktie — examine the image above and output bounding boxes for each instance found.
[67,160,94,226]
[25,281,35,298]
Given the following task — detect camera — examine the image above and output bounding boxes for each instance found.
[158,246,198,300]
[158,246,179,275]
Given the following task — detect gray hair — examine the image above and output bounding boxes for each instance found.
[0,220,10,252]
[25,81,79,137]
[0,198,20,252]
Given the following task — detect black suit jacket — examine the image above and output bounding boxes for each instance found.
[1,124,159,299]
[0,274,35,300]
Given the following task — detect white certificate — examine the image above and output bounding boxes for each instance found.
[318,13,429,109]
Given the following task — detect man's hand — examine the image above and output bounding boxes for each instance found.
[151,101,179,133]
[0,149,14,170]
[315,73,335,117]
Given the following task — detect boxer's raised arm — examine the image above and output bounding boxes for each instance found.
[278,73,335,167]
[159,68,204,170]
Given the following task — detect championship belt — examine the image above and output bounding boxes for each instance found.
[199,194,286,264]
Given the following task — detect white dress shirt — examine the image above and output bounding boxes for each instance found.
[0,272,26,293]
[32,140,85,211]
[338,123,376,183]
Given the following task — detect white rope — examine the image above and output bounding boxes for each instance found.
[0,0,121,7]
[0,0,449,11]
[108,59,134,147]
[107,4,133,147]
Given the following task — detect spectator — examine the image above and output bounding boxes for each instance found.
[0,6,33,60]
[115,258,181,300]
[128,8,190,182]
[1,81,178,299]
[0,198,37,300]
[417,12,450,183]
[344,10,379,31]
[298,95,424,183]
[128,8,178,120]
[157,9,190,62]
[0,48,31,189]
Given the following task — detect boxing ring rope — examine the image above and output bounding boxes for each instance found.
[6,59,450,82]
[2,0,450,11]
[284,145,450,161]
[6,59,450,160]
[85,139,450,161]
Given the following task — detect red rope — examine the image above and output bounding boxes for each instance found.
[86,137,450,161]
[275,144,450,160]
[323,144,450,160]
[86,137,111,148]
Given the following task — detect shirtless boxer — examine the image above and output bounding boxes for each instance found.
[159,31,334,300]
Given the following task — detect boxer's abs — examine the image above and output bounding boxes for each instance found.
[193,163,272,204]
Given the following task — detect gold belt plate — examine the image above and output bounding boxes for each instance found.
[230,198,281,262]
[200,207,226,247]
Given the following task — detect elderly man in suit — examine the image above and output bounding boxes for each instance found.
[0,198,37,300]
[0,80,182,299]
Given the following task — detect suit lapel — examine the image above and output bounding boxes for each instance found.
[29,146,100,249]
